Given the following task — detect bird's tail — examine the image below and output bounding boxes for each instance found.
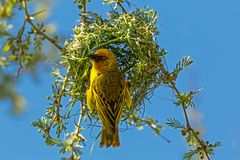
[100,127,120,148]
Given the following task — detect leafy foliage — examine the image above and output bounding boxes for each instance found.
[183,141,221,160]
[0,0,60,113]
[167,117,221,160]
[0,0,220,160]
[129,114,162,135]
[172,56,193,80]
[32,7,166,159]
[166,118,185,129]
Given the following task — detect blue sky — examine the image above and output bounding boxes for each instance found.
[1,0,240,159]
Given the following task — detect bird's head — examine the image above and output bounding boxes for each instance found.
[88,49,118,72]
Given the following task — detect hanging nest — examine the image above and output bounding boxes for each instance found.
[63,8,166,118]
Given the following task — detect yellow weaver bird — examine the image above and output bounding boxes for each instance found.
[86,49,132,147]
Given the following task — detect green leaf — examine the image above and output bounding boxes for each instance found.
[0,56,8,67]
[186,131,198,146]
[166,118,185,129]
[3,42,11,52]
[103,0,118,5]
[172,56,193,80]
[175,93,195,108]
[183,149,199,160]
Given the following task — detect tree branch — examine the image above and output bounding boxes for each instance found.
[22,0,63,51]
[81,0,87,23]
[75,102,84,136]
[159,61,211,160]
[15,19,27,78]
[117,2,127,14]
[47,67,70,133]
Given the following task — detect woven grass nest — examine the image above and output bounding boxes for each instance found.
[64,8,166,117]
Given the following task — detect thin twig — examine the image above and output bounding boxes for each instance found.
[159,61,211,160]
[117,2,127,14]
[75,102,84,135]
[16,20,27,43]
[170,81,191,128]
[15,62,23,78]
[56,67,70,120]
[170,82,210,160]
[171,81,211,160]
[81,0,87,23]
[22,0,63,51]
[47,67,70,133]
[15,19,27,78]
[27,20,63,50]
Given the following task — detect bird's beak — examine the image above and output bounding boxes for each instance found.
[87,54,107,61]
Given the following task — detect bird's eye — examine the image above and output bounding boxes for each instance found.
[88,55,107,61]
[101,56,107,60]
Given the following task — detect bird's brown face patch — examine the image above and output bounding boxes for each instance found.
[95,49,115,60]
[90,49,118,72]
[89,54,107,61]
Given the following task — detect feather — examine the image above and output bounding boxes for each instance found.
[86,49,132,147]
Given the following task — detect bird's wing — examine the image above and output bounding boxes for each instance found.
[92,72,125,132]
[86,87,95,111]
